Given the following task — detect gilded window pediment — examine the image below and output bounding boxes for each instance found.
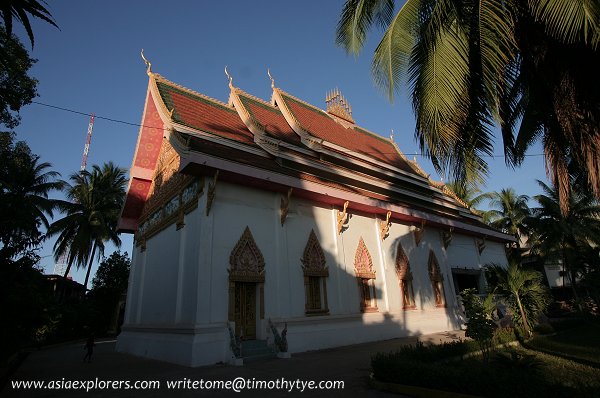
[301,229,328,277]
[229,226,265,282]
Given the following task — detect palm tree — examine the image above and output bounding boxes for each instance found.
[445,181,489,209]
[445,180,493,222]
[0,140,64,261]
[48,162,127,290]
[485,262,550,338]
[486,188,530,246]
[0,0,58,48]
[336,1,600,212]
[528,180,600,296]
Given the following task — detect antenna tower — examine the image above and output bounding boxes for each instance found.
[54,113,96,277]
[81,113,95,171]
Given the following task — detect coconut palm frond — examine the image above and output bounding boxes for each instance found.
[528,0,600,49]
[336,0,396,56]
[371,0,422,99]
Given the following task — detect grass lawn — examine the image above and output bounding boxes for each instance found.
[372,328,600,398]
[528,321,600,365]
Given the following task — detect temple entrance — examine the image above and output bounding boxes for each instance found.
[228,227,266,341]
[233,282,257,340]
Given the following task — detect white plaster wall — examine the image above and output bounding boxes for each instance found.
[480,241,509,267]
[118,180,508,367]
[446,234,481,269]
[123,247,142,325]
[178,205,201,325]
[138,225,180,324]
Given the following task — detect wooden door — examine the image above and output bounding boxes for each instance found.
[234,282,256,340]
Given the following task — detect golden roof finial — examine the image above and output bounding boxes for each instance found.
[267,69,275,89]
[326,87,354,123]
[140,49,152,75]
[224,66,233,88]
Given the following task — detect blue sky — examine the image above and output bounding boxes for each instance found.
[12,1,547,283]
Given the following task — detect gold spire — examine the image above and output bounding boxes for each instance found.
[224,66,233,88]
[140,49,152,75]
[326,88,354,123]
[267,69,275,89]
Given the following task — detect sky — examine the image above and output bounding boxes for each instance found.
[11,1,548,284]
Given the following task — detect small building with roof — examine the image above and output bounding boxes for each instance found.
[116,59,512,366]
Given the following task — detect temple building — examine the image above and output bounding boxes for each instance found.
[116,59,512,367]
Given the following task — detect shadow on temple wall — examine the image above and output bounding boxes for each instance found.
[263,201,466,355]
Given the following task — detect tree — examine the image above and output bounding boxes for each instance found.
[0,0,57,49]
[528,180,600,296]
[0,28,37,128]
[48,162,127,290]
[88,251,130,333]
[90,251,130,294]
[336,1,600,211]
[0,131,63,264]
[460,288,495,362]
[0,132,62,359]
[485,262,551,338]
[486,188,531,246]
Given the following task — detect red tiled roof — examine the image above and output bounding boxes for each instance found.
[277,92,415,174]
[155,78,257,147]
[237,93,301,146]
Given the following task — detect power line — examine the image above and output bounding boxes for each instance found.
[31,100,546,158]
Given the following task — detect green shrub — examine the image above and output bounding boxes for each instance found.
[460,288,496,361]
[492,327,517,345]
[533,323,555,335]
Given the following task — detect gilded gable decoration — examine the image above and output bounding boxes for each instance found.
[379,211,392,241]
[476,237,486,254]
[395,243,416,309]
[336,201,349,235]
[428,250,446,307]
[206,170,219,216]
[280,188,293,226]
[301,230,328,277]
[135,138,204,245]
[354,237,376,279]
[413,220,426,246]
[140,49,152,75]
[229,226,265,283]
[224,66,233,88]
[267,69,275,89]
[441,227,453,249]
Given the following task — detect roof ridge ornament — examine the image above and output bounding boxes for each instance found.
[267,69,275,89]
[390,129,394,142]
[140,49,152,75]
[325,88,354,123]
[224,66,233,89]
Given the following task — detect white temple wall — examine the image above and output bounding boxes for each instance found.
[177,204,201,325]
[118,179,509,366]
[139,225,180,324]
[480,241,508,267]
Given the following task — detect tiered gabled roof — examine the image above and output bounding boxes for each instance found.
[233,88,301,146]
[119,68,513,243]
[154,76,257,147]
[273,89,416,174]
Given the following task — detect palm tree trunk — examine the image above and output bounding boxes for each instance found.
[515,293,531,337]
[60,256,73,302]
[83,243,97,291]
